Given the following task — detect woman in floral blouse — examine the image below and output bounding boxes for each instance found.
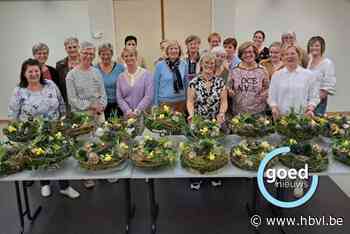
[186,52,227,190]
[8,58,80,199]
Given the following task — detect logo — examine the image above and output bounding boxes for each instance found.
[257,147,319,208]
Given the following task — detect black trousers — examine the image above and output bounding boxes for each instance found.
[104,102,123,119]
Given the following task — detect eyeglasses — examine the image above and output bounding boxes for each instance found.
[81,52,95,56]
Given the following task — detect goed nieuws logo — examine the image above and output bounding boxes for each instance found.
[257,147,319,208]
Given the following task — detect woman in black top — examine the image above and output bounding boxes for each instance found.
[253,30,270,63]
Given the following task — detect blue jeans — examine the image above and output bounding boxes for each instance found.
[315,96,328,116]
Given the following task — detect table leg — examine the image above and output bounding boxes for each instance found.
[14,182,25,234]
[148,179,158,234]
[125,179,135,234]
[22,182,42,222]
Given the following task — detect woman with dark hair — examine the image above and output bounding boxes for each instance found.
[184,35,201,81]
[117,35,147,68]
[253,30,270,63]
[307,36,336,116]
[8,58,80,199]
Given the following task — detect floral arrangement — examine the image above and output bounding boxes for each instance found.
[144,105,187,135]
[98,116,143,141]
[229,113,274,137]
[52,112,95,137]
[180,138,228,174]
[315,115,349,138]
[75,140,129,171]
[275,111,320,141]
[185,115,224,140]
[24,131,75,170]
[279,139,329,172]
[0,143,29,176]
[230,140,277,171]
[130,135,177,168]
[3,117,42,142]
[332,138,350,166]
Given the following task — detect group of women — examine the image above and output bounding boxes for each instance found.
[7,30,336,196]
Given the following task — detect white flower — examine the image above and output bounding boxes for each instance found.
[95,127,105,137]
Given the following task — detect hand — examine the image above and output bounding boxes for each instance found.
[271,107,280,121]
[187,115,193,124]
[320,90,328,100]
[216,113,225,124]
[228,88,235,97]
[126,111,137,118]
[305,110,315,118]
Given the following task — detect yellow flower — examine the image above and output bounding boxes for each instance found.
[312,144,321,153]
[32,147,45,156]
[127,118,136,125]
[148,151,155,158]
[233,148,242,156]
[260,141,270,150]
[8,125,17,133]
[72,123,78,128]
[199,127,209,135]
[103,154,113,162]
[288,139,297,145]
[212,118,217,123]
[158,114,165,119]
[280,119,288,126]
[55,132,63,140]
[341,140,350,148]
[120,142,129,150]
[310,119,317,127]
[163,105,170,113]
[231,118,239,125]
[208,152,216,161]
[179,142,185,151]
[318,117,327,126]
[144,135,152,141]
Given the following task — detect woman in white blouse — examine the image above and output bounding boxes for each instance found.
[268,45,320,120]
[307,36,336,116]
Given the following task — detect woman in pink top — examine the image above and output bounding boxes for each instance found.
[117,48,153,118]
[227,41,269,115]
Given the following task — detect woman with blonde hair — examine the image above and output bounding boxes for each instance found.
[260,42,284,79]
[154,40,188,112]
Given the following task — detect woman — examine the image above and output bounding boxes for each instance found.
[66,41,107,189]
[211,46,230,83]
[207,32,222,51]
[187,52,227,190]
[56,37,80,106]
[260,42,284,79]
[307,36,336,116]
[117,35,147,68]
[95,43,125,119]
[154,39,169,66]
[227,41,270,115]
[184,35,201,81]
[223,37,241,71]
[268,45,320,119]
[154,40,188,113]
[32,43,59,85]
[117,48,153,118]
[281,31,309,68]
[253,30,270,63]
[8,58,80,199]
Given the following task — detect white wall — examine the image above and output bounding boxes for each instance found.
[0,0,91,117]
[213,0,350,112]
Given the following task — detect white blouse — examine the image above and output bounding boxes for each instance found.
[307,57,336,95]
[268,66,320,115]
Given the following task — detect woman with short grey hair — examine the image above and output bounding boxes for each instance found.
[95,42,125,119]
[32,42,60,86]
[66,41,107,189]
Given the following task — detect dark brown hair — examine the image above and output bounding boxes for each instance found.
[19,59,45,88]
[307,36,326,55]
[223,37,238,49]
[254,30,266,41]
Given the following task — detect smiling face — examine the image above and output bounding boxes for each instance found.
[167,44,180,60]
[65,41,80,58]
[214,52,226,66]
[209,36,221,49]
[242,45,256,64]
[253,32,264,48]
[224,44,236,57]
[309,40,322,57]
[33,49,48,65]
[25,65,41,85]
[122,50,137,67]
[99,49,113,65]
[126,40,137,50]
[270,46,281,62]
[282,33,296,46]
[187,40,200,55]
[80,48,95,67]
[201,57,216,76]
[283,46,299,68]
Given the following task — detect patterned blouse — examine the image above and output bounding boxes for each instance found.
[227,64,269,115]
[8,80,65,121]
[188,75,225,119]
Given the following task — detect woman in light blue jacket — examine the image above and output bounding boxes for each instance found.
[154,40,188,113]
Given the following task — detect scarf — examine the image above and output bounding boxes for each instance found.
[166,58,184,93]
